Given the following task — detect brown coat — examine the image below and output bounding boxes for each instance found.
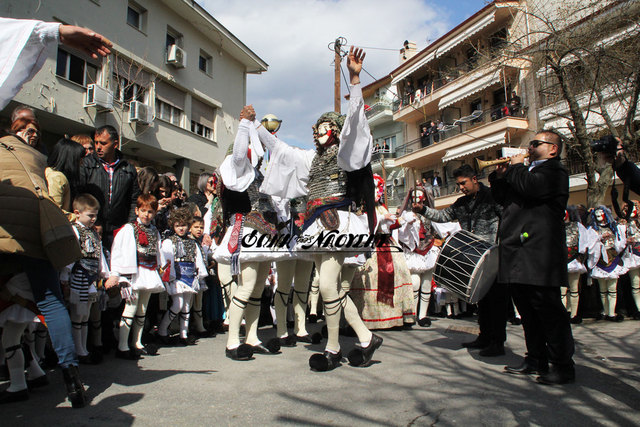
[0,135,80,271]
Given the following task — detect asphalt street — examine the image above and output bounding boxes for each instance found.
[2,317,639,426]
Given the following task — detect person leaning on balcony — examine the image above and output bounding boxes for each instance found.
[420,125,431,147]
[431,171,442,197]
[509,91,521,117]
[430,121,440,143]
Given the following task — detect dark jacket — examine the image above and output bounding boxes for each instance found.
[489,158,568,287]
[614,159,640,195]
[187,191,209,217]
[421,183,500,243]
[78,151,140,247]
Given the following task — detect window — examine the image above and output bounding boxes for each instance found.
[199,50,212,75]
[166,27,183,49]
[166,33,176,49]
[127,2,146,32]
[56,48,97,86]
[191,120,213,140]
[113,74,146,104]
[156,100,183,126]
[191,98,215,140]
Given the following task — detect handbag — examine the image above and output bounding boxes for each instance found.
[0,140,81,269]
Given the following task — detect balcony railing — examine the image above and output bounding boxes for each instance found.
[365,101,392,119]
[394,103,528,157]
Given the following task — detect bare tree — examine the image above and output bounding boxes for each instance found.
[499,0,640,207]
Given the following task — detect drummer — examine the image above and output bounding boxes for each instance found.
[412,165,506,357]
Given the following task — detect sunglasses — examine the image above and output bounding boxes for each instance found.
[529,139,557,148]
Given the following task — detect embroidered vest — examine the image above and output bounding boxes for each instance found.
[133,221,159,267]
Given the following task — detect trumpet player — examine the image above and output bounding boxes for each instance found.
[490,130,575,385]
[412,164,506,357]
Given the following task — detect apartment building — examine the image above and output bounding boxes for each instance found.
[361,75,407,207]
[390,1,529,208]
[0,0,267,192]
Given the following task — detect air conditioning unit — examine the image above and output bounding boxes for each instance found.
[393,177,405,186]
[84,84,114,110]
[128,101,153,124]
[166,44,186,68]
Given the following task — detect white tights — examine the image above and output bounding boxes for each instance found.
[118,290,151,352]
[2,321,45,392]
[218,262,238,325]
[70,303,91,357]
[226,261,270,349]
[412,272,432,320]
[598,278,618,317]
[274,260,314,338]
[314,254,372,353]
[628,269,640,313]
[308,269,320,316]
[561,272,581,318]
[159,292,193,339]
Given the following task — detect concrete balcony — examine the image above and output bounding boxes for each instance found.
[365,101,394,126]
[394,114,530,169]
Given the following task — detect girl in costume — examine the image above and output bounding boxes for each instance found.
[351,174,415,329]
[561,206,589,324]
[587,206,627,322]
[158,208,208,345]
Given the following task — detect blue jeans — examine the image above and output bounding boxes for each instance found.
[21,256,78,368]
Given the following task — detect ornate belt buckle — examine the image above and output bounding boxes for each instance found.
[329,173,339,180]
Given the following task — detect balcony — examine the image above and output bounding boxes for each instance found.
[392,58,523,124]
[365,101,393,126]
[394,104,530,168]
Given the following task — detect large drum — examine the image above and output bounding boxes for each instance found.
[433,230,498,304]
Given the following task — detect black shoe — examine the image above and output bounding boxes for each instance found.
[632,312,640,320]
[570,316,582,325]
[505,360,548,375]
[595,313,604,321]
[78,354,94,365]
[536,365,575,385]
[0,388,29,404]
[614,314,624,323]
[115,349,141,360]
[252,338,280,354]
[196,329,216,338]
[510,317,522,325]
[309,351,342,371]
[417,317,432,327]
[461,337,489,349]
[308,314,318,324]
[604,315,616,322]
[178,336,198,346]
[27,374,49,390]
[90,350,104,364]
[347,334,383,367]
[133,343,159,356]
[225,344,253,361]
[296,333,323,344]
[61,365,87,408]
[0,364,9,381]
[478,343,505,357]
[280,335,297,347]
[155,333,172,346]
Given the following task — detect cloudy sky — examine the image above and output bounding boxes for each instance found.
[198,0,490,148]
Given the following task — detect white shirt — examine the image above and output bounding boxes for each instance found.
[0,18,60,110]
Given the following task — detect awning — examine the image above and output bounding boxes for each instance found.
[438,70,502,109]
[435,11,496,58]
[391,10,495,86]
[442,131,506,162]
[391,52,436,86]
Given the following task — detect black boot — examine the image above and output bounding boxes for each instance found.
[61,365,87,408]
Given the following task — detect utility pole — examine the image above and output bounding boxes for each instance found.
[334,37,341,113]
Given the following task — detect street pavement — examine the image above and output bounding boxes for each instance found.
[2,316,639,426]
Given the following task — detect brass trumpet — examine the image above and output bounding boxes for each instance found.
[476,154,529,171]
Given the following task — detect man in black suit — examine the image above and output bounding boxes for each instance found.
[489,130,575,385]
